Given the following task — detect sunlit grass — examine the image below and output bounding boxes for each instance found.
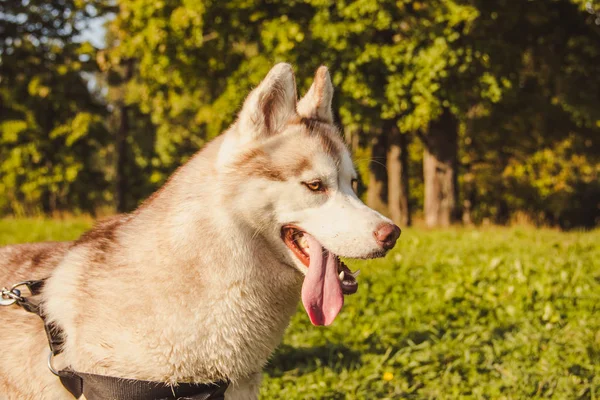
[265,227,600,399]
[0,218,91,244]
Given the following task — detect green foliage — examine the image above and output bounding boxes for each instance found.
[503,136,600,228]
[459,0,600,226]
[2,220,598,398]
[0,0,112,215]
[1,0,599,228]
[106,0,599,227]
[453,0,600,227]
[107,0,268,174]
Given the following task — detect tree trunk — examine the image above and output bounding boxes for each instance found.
[423,109,459,227]
[387,124,411,226]
[115,59,133,213]
[367,133,388,215]
[462,116,474,226]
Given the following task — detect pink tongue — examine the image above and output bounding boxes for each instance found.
[301,234,344,326]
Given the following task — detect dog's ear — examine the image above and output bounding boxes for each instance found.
[237,63,297,143]
[297,66,334,124]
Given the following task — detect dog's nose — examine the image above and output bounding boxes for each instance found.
[374,223,401,250]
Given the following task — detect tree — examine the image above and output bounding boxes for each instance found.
[367,132,388,214]
[459,0,600,227]
[106,1,313,183]
[387,124,411,226]
[114,58,134,213]
[104,0,599,229]
[0,0,113,215]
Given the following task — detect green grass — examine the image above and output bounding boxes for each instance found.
[0,218,92,244]
[1,220,598,399]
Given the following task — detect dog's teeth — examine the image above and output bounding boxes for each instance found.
[350,269,361,278]
[338,271,345,281]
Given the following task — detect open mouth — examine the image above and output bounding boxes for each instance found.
[281,225,360,326]
[281,226,359,295]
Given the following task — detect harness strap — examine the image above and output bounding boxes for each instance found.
[57,370,227,400]
[2,279,229,400]
[3,281,64,357]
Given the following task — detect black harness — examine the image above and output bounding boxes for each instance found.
[1,280,229,400]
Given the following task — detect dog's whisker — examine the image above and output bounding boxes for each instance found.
[251,221,270,241]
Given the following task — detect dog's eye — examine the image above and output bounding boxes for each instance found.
[351,178,358,193]
[303,180,325,192]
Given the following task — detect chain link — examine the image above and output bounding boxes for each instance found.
[0,282,29,306]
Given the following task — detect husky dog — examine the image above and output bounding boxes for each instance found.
[0,64,400,399]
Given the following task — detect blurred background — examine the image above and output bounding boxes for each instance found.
[2,1,600,398]
[1,0,599,228]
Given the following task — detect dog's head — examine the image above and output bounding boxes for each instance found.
[218,63,400,325]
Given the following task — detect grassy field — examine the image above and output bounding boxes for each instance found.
[1,219,598,399]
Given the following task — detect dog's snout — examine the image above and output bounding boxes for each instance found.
[374,223,401,250]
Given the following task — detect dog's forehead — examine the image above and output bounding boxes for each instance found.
[285,117,349,164]
[232,119,354,182]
